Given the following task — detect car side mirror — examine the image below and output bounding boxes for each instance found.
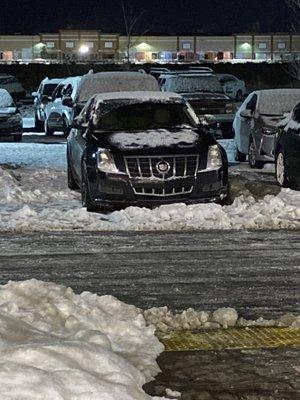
[240,109,253,118]
[62,97,74,107]
[41,95,51,103]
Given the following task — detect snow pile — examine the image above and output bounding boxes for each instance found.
[144,306,300,333]
[0,279,165,400]
[0,164,299,232]
[109,129,198,149]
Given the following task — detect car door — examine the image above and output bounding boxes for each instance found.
[238,93,257,154]
[47,84,64,129]
[71,99,95,179]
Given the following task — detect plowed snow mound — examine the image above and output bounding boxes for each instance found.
[0,166,299,231]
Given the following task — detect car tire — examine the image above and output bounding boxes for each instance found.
[13,134,22,142]
[276,150,290,188]
[236,90,243,102]
[34,114,44,132]
[248,136,264,169]
[235,145,246,162]
[44,120,54,136]
[81,165,98,212]
[62,116,71,138]
[67,152,79,190]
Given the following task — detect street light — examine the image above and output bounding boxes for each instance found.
[79,44,89,55]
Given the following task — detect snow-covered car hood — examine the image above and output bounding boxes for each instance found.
[0,107,17,115]
[104,128,200,150]
[180,92,230,101]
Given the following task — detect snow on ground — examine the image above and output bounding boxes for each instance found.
[144,306,300,333]
[0,279,166,400]
[0,141,299,232]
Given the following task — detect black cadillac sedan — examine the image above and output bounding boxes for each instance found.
[67,91,228,212]
[0,89,23,142]
[275,102,300,190]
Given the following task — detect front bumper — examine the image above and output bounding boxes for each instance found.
[87,167,228,208]
[0,124,23,137]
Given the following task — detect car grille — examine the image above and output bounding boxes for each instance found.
[0,117,8,122]
[124,154,199,197]
[188,100,225,115]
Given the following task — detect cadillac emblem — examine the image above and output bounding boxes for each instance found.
[156,160,170,174]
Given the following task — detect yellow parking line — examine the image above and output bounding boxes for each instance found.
[160,327,300,352]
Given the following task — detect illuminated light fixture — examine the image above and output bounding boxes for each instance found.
[79,44,89,54]
[241,42,251,50]
[136,42,152,51]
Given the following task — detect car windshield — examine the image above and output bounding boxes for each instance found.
[168,75,224,94]
[0,90,14,108]
[43,84,59,97]
[95,103,197,132]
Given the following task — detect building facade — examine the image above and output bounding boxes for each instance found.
[0,30,299,63]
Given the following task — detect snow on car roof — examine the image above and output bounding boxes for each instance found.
[93,91,182,103]
[76,71,160,103]
[0,89,14,108]
[41,77,64,84]
[256,89,300,115]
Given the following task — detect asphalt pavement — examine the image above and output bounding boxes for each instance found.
[0,230,299,317]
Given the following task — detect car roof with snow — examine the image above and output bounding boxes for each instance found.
[76,71,160,104]
[92,91,183,104]
[253,89,300,115]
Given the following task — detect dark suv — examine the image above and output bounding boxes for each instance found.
[67,92,228,212]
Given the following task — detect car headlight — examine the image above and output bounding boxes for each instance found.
[97,149,119,173]
[206,144,223,170]
[262,127,275,135]
[225,102,235,114]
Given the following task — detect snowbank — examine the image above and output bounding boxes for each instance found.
[144,306,300,333]
[0,279,165,400]
[0,166,299,232]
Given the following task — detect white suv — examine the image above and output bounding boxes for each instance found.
[44,76,82,136]
[32,78,63,131]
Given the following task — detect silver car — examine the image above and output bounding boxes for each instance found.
[32,78,63,131]
[44,76,82,136]
[216,74,246,102]
[233,89,300,168]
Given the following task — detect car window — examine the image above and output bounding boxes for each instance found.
[94,103,197,131]
[63,84,73,97]
[43,83,59,97]
[245,94,257,113]
[52,84,65,99]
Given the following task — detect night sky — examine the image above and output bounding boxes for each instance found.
[0,0,291,35]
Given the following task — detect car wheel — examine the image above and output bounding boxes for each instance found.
[248,136,264,169]
[62,116,71,138]
[44,120,54,136]
[276,150,289,188]
[13,134,22,142]
[236,90,243,102]
[34,114,44,132]
[67,152,79,190]
[81,165,98,212]
[235,145,246,162]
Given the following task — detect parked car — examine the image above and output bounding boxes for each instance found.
[0,89,23,142]
[274,102,300,189]
[159,72,236,138]
[61,71,160,123]
[32,77,63,131]
[67,91,228,212]
[233,89,300,168]
[44,76,82,136]
[216,74,246,102]
[0,74,25,101]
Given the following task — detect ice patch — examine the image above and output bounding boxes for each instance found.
[0,280,165,400]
